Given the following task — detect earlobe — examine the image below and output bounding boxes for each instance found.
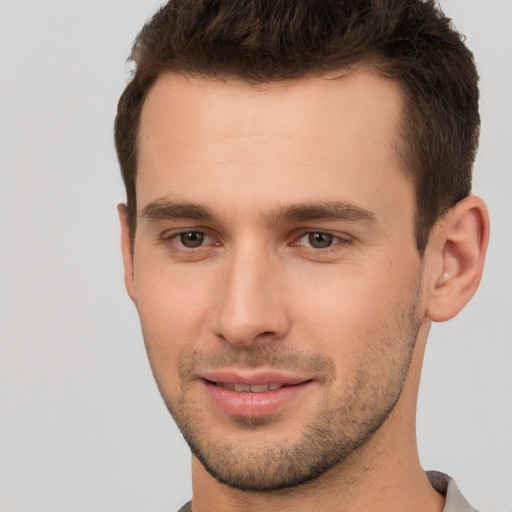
[426,196,489,322]
[117,203,137,304]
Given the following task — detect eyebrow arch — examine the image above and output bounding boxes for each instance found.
[140,198,376,225]
[272,202,376,223]
[141,198,214,221]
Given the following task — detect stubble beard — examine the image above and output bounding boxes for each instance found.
[146,291,423,492]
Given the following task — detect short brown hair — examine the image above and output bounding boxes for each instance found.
[115,0,479,254]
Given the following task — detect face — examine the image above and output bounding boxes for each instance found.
[123,71,427,491]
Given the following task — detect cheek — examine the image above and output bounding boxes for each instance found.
[134,259,216,382]
[292,267,421,410]
[292,263,418,358]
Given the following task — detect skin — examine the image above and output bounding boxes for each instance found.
[119,70,489,512]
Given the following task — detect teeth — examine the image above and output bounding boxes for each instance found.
[250,384,269,393]
[216,382,285,392]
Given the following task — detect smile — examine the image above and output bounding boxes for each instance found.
[202,374,315,417]
[212,382,293,392]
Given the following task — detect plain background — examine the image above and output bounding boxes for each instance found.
[0,1,510,511]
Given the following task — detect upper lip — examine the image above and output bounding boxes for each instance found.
[199,369,313,387]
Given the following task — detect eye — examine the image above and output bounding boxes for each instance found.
[298,232,339,249]
[178,231,207,248]
[158,229,221,262]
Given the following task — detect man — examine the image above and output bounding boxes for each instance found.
[115,1,489,511]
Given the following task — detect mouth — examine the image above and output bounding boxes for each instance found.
[208,381,300,393]
[200,371,315,418]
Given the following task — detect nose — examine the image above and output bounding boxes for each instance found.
[214,244,291,346]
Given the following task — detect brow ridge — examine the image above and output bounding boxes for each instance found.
[140,199,376,225]
[141,198,213,221]
[272,201,376,223]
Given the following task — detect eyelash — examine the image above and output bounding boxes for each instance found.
[293,232,352,250]
[160,229,352,252]
[160,230,219,249]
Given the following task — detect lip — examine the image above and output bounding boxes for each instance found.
[200,369,315,418]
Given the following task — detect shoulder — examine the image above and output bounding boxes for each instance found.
[427,471,480,512]
[176,502,191,512]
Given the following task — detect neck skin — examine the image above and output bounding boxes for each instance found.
[189,320,445,512]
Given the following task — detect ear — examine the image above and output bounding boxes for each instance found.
[425,196,489,322]
[117,203,137,304]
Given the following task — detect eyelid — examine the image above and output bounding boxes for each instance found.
[292,230,353,248]
[159,228,220,248]
[157,227,352,252]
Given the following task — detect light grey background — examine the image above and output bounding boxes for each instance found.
[0,1,510,511]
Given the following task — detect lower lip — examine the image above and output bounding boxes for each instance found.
[203,380,313,418]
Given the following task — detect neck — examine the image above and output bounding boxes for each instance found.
[189,321,444,512]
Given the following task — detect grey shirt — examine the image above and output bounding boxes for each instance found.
[177,471,479,511]
[427,471,479,512]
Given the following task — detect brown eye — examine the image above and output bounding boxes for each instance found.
[306,232,335,249]
[180,231,205,248]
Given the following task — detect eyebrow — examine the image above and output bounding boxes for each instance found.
[272,202,376,224]
[140,198,376,225]
[141,198,213,221]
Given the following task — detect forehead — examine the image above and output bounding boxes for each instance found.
[136,70,411,220]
